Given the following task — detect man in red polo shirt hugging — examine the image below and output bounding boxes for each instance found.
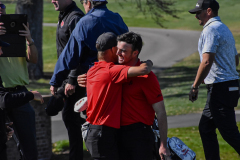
[116,32,171,160]
[85,32,153,160]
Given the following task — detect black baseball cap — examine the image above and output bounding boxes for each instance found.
[0,40,10,47]
[189,0,219,14]
[96,32,117,51]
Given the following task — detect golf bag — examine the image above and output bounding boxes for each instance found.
[152,117,196,160]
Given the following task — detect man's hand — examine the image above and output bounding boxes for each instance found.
[65,83,76,97]
[19,22,32,42]
[6,122,14,141]
[0,22,6,35]
[31,91,44,104]
[50,86,58,95]
[189,88,199,102]
[160,146,171,160]
[77,74,87,87]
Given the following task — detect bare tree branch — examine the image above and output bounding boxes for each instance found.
[115,0,178,27]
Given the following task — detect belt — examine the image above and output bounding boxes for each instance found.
[206,79,239,88]
[120,122,151,131]
[89,124,117,131]
[5,86,24,92]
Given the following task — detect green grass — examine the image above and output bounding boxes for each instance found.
[168,122,240,160]
[159,52,240,115]
[43,0,240,29]
[158,52,204,115]
[52,140,70,153]
[52,139,88,153]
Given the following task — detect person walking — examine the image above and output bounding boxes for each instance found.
[188,0,240,159]
[51,0,85,159]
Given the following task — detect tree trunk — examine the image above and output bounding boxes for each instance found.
[15,0,43,79]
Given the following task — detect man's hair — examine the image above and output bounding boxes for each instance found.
[81,0,107,7]
[96,43,106,59]
[211,9,218,16]
[117,32,143,54]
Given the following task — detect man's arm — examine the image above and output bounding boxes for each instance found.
[127,60,153,77]
[189,53,215,102]
[19,23,38,64]
[50,27,85,87]
[152,101,171,159]
[20,23,38,63]
[0,90,44,110]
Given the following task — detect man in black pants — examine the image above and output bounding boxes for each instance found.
[189,0,240,159]
[50,0,85,159]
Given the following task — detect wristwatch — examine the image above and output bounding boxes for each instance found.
[27,39,34,46]
[191,84,199,90]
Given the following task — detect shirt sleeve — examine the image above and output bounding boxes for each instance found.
[142,72,163,104]
[202,27,220,54]
[109,64,130,84]
[50,21,86,87]
[0,86,34,110]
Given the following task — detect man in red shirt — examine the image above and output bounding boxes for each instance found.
[116,32,171,160]
[85,32,153,160]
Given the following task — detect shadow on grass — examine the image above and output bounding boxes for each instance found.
[153,66,198,90]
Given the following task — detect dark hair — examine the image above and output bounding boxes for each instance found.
[117,32,143,54]
[81,0,107,7]
[207,0,219,16]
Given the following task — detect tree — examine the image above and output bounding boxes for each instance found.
[116,0,178,27]
[15,0,43,79]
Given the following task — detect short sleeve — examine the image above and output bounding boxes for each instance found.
[109,64,130,84]
[202,27,220,54]
[142,72,163,104]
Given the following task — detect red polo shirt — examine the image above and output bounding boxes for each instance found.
[121,60,163,126]
[86,61,130,128]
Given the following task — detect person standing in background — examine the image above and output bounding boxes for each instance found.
[0,1,40,159]
[51,0,85,159]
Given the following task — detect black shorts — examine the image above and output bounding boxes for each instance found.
[85,124,119,160]
[119,123,155,160]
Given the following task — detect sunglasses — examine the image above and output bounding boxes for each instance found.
[0,4,6,9]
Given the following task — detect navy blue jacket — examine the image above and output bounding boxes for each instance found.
[50,4,128,87]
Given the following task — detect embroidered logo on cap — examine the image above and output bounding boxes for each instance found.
[196,3,199,7]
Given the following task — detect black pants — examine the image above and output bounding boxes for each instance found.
[62,86,86,160]
[199,80,240,160]
[0,144,7,160]
[119,123,155,160]
[6,86,37,160]
[85,124,119,160]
